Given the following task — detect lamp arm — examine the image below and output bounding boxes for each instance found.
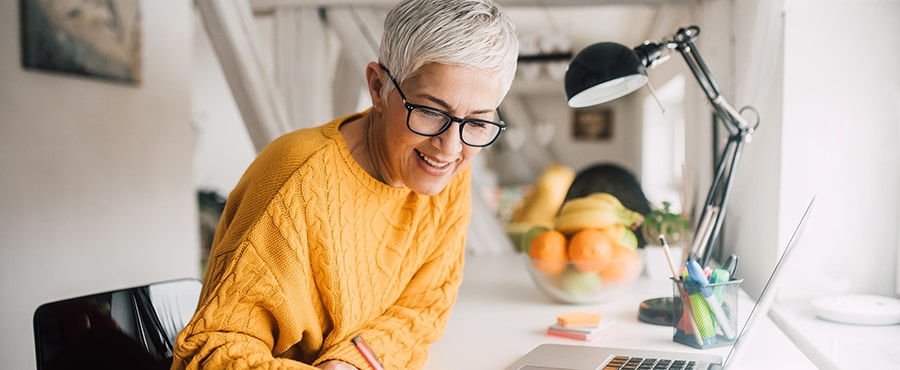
[655,26,758,266]
[671,27,752,136]
[696,135,747,266]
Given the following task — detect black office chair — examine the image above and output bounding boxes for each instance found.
[563,163,653,247]
[33,278,202,370]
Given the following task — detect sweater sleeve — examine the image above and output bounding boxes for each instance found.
[316,234,466,369]
[315,172,471,369]
[172,217,325,370]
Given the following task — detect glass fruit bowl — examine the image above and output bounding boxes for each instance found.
[523,252,644,304]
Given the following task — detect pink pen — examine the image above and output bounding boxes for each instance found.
[351,335,385,370]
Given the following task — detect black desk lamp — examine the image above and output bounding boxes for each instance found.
[565,26,759,325]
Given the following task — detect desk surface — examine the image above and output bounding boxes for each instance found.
[771,299,900,370]
[425,254,815,370]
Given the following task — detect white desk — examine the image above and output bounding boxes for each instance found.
[770,299,900,370]
[425,254,815,370]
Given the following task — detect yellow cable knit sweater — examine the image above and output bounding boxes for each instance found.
[172,111,470,370]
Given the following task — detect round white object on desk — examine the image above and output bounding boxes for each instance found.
[811,294,900,326]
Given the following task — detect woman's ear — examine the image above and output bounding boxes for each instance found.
[365,62,385,113]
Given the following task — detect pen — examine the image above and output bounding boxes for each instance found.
[686,260,736,339]
[351,335,385,370]
[659,235,680,279]
[690,206,717,263]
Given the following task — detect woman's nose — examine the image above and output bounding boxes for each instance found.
[433,122,464,154]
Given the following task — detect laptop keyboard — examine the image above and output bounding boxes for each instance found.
[604,356,697,370]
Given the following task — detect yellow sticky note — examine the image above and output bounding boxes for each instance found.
[556,311,603,328]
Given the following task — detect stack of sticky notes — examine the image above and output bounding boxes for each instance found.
[546,311,613,342]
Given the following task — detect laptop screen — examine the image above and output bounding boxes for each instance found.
[720,197,815,368]
[33,278,201,370]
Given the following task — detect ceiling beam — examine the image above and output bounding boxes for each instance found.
[251,0,688,14]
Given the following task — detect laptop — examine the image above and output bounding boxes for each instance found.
[505,197,815,370]
[33,278,201,370]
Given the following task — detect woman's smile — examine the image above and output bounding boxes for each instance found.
[417,149,451,169]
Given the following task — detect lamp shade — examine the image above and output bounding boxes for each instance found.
[565,42,648,108]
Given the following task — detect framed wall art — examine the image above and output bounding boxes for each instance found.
[20,0,142,85]
[572,107,613,141]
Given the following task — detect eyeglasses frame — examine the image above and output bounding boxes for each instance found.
[379,64,506,147]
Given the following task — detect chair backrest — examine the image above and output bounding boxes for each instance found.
[33,278,202,370]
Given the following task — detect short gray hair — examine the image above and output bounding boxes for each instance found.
[379,0,519,100]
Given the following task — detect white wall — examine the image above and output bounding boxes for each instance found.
[775,0,900,299]
[721,0,900,299]
[0,1,199,369]
[555,95,644,177]
[504,79,644,181]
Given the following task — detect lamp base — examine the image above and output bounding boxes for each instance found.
[638,296,675,326]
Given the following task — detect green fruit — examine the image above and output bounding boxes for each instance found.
[620,228,638,250]
[520,225,551,253]
[559,270,603,294]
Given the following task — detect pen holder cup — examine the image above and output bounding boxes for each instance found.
[671,278,743,349]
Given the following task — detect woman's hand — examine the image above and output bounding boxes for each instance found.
[317,360,359,370]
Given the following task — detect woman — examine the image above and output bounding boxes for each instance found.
[171,0,518,369]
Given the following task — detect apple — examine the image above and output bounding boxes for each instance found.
[620,228,638,250]
[560,269,603,295]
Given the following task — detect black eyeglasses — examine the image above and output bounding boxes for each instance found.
[379,64,506,147]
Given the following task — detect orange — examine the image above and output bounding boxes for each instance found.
[598,241,641,281]
[611,240,639,259]
[567,229,614,272]
[520,225,550,253]
[528,229,568,275]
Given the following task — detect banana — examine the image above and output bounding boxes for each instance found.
[509,164,575,226]
[601,223,627,242]
[558,193,619,215]
[557,192,625,215]
[586,192,625,208]
[558,198,605,215]
[554,206,643,234]
[554,193,643,234]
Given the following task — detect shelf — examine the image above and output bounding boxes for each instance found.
[770,299,900,370]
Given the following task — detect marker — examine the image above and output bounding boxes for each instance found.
[686,259,737,339]
[711,268,731,300]
[687,287,718,345]
[722,254,739,277]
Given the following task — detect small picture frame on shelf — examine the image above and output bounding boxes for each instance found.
[572,107,613,140]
